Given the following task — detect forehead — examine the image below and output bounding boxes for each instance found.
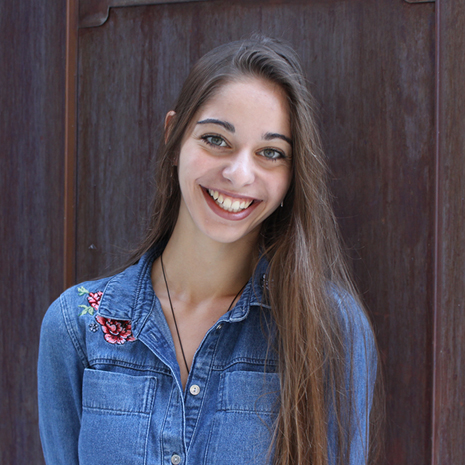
[193,77,291,135]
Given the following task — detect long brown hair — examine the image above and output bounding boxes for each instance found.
[130,36,380,465]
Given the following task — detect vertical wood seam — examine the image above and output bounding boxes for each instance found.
[432,0,441,463]
[64,0,78,290]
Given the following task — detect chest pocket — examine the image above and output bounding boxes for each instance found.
[79,369,157,465]
[204,371,280,465]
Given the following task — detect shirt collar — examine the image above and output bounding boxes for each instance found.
[225,254,271,322]
[97,246,270,332]
[97,247,159,337]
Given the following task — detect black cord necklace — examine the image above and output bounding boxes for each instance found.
[160,253,247,375]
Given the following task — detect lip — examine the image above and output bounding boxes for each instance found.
[201,186,261,221]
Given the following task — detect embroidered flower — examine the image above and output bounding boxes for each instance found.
[88,291,103,311]
[78,287,103,316]
[77,287,136,343]
[95,316,136,345]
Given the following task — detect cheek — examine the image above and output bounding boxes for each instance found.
[274,168,292,198]
[178,145,211,179]
[178,151,200,187]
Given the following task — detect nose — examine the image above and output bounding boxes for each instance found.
[222,149,256,187]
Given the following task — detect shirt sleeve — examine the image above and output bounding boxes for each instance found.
[37,295,87,464]
[327,289,378,465]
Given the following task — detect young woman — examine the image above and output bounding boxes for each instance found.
[38,36,378,465]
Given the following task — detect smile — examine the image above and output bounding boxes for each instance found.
[207,189,254,213]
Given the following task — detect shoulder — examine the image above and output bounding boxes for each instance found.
[328,285,374,342]
[41,276,115,362]
[44,276,114,326]
[43,250,156,334]
[41,250,158,360]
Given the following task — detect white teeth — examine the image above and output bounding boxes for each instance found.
[207,189,253,213]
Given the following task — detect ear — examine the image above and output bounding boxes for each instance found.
[164,110,176,144]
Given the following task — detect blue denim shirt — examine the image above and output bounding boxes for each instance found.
[38,248,376,465]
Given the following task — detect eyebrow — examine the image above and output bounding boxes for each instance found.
[264,132,292,146]
[197,119,235,133]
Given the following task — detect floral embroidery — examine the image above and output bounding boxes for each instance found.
[77,286,136,344]
[95,316,136,345]
[88,291,103,311]
[77,287,103,316]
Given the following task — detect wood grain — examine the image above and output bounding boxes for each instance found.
[79,0,208,27]
[0,0,67,463]
[433,0,465,463]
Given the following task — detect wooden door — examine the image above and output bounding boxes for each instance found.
[74,2,436,463]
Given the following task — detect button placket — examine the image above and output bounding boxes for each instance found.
[183,324,223,447]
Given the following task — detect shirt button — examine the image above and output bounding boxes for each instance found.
[171,454,181,464]
[189,384,201,396]
[216,324,223,330]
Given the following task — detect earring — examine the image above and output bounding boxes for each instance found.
[280,201,284,208]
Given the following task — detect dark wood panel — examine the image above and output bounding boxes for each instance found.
[64,0,80,289]
[76,1,435,463]
[311,3,435,464]
[79,0,208,28]
[433,1,465,463]
[0,0,67,463]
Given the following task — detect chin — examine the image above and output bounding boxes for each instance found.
[201,224,260,246]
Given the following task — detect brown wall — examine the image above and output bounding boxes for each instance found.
[433,1,465,463]
[0,1,67,464]
[1,1,463,464]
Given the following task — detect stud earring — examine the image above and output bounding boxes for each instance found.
[280,201,284,208]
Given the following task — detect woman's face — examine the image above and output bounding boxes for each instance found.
[173,77,292,246]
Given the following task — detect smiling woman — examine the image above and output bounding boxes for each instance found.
[38,36,380,465]
[174,78,292,245]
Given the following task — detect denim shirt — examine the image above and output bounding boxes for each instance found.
[38,248,376,465]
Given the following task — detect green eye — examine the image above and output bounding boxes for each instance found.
[260,148,284,160]
[203,135,228,147]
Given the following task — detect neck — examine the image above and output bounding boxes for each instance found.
[152,223,258,305]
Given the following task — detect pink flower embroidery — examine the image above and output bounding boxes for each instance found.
[95,315,136,345]
[88,291,103,311]
[77,287,103,317]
